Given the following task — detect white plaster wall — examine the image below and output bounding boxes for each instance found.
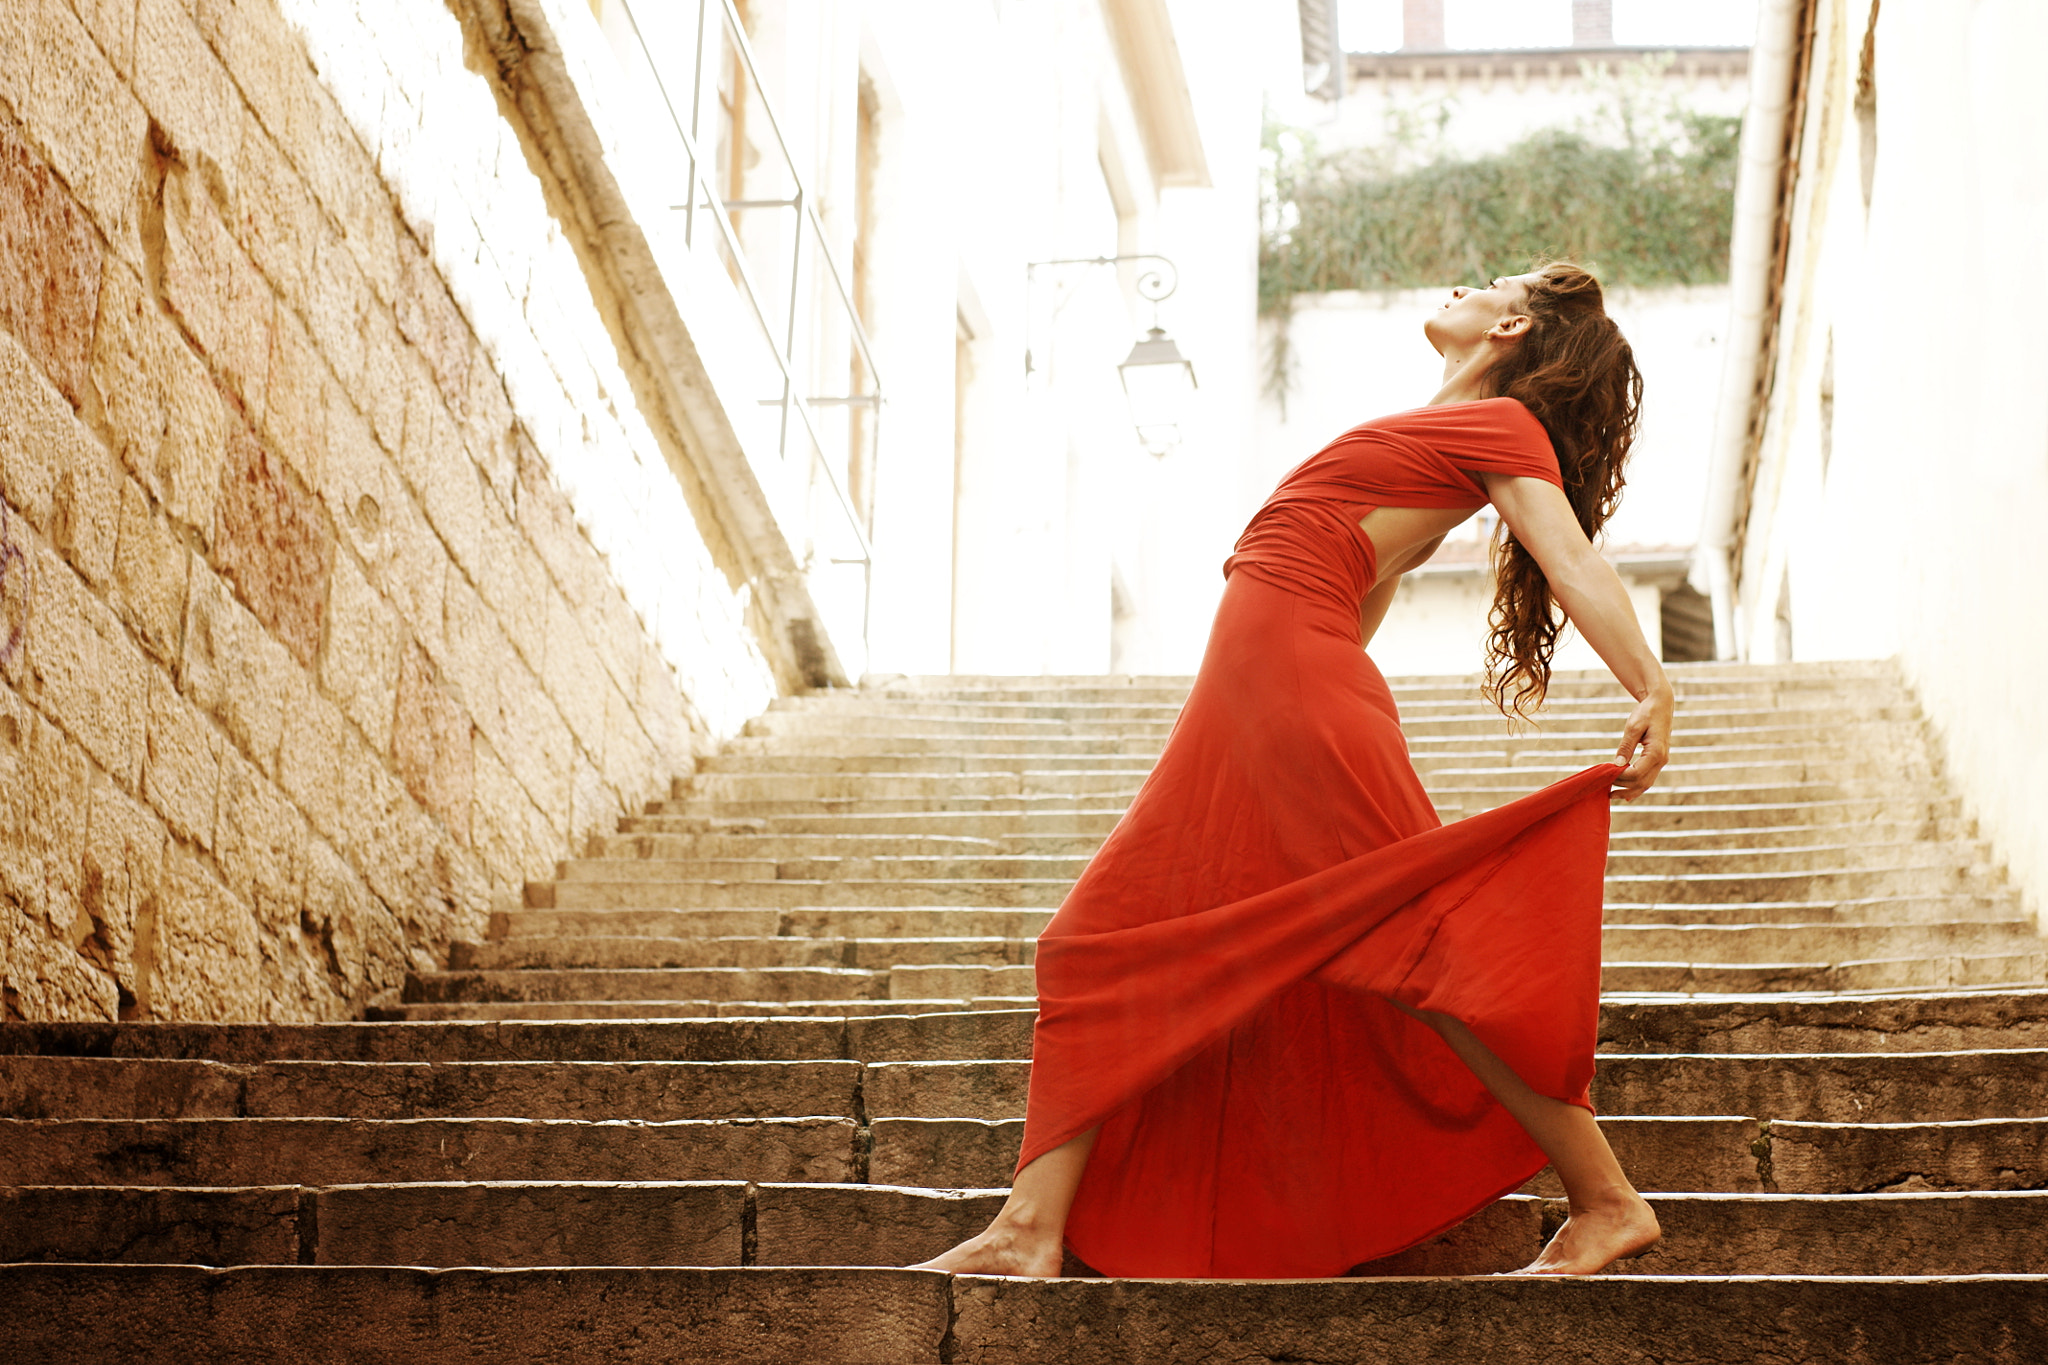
[1733,0,2048,921]
[274,0,780,735]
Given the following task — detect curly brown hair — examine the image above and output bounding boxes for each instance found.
[1482,262,1644,718]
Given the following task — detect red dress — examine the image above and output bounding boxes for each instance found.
[1020,397,1619,1278]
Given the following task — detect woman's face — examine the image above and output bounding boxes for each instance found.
[1424,273,1537,355]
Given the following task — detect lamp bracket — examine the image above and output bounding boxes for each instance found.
[1025,253,1179,304]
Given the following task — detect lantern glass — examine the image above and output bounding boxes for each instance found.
[1118,327,1198,455]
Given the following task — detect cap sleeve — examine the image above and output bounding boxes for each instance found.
[1425,397,1561,487]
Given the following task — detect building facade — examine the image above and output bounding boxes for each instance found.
[1699,0,2047,921]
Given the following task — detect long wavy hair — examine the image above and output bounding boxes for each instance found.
[1481,262,1643,718]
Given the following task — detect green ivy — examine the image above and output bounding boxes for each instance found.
[1259,112,1741,315]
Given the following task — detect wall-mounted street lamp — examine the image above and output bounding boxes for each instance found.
[1025,254,1198,457]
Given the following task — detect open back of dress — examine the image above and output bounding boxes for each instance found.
[1020,397,1619,1278]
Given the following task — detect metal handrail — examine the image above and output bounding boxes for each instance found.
[611,0,882,653]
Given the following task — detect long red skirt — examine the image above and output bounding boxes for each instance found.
[1018,569,1617,1278]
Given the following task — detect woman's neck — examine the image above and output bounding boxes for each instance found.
[1429,342,1501,406]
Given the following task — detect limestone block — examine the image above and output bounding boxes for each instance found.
[212,420,333,669]
[143,673,221,852]
[634,656,704,774]
[152,842,261,1021]
[70,0,137,79]
[320,547,398,755]
[413,410,486,580]
[50,438,122,590]
[112,477,192,665]
[0,328,77,531]
[159,165,273,423]
[485,634,573,820]
[373,484,445,659]
[392,231,470,418]
[88,263,227,541]
[274,669,344,840]
[541,588,607,761]
[0,683,46,924]
[2,0,146,273]
[0,910,118,1022]
[258,307,326,490]
[457,361,516,498]
[0,518,33,700]
[232,121,320,323]
[303,234,369,395]
[319,381,397,570]
[438,573,503,748]
[358,304,406,457]
[187,0,313,156]
[392,643,473,842]
[567,748,616,851]
[24,540,148,788]
[473,509,547,674]
[0,117,104,406]
[601,682,662,806]
[134,0,244,200]
[301,833,376,1005]
[513,442,610,617]
[466,740,531,888]
[82,771,170,1017]
[214,750,308,924]
[587,590,652,712]
[179,562,295,774]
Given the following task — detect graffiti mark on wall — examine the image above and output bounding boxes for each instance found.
[0,499,28,673]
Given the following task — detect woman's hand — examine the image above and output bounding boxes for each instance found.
[1610,686,1672,802]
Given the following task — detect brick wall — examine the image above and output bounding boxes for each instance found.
[0,0,781,1022]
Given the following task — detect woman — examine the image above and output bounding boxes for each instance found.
[919,262,1672,1280]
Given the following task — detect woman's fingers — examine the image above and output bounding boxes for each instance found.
[1610,697,1671,802]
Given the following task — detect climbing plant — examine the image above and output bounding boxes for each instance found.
[1259,83,1741,313]
[1257,75,1739,408]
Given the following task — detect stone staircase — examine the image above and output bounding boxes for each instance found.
[5,660,2047,1361]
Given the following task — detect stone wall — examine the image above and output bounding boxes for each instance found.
[0,0,781,1022]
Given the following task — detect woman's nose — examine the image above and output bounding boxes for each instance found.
[1450,286,1470,300]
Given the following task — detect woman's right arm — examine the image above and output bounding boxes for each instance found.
[1478,473,1673,801]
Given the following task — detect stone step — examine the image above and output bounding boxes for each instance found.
[855,1049,2048,1125]
[616,796,1962,839]
[1600,895,2027,927]
[401,949,2048,1008]
[4,1181,2043,1278]
[1608,819,1975,851]
[560,841,1992,882]
[696,735,1932,774]
[19,1048,2031,1127]
[866,1112,2048,1194]
[372,998,1028,1021]
[535,864,2001,911]
[15,1109,2031,1197]
[10,1262,2046,1365]
[743,701,1922,741]
[582,818,1978,863]
[456,925,2039,978]
[454,922,2041,976]
[0,1057,863,1122]
[493,906,1058,942]
[452,936,1035,972]
[0,1118,857,1186]
[12,993,2044,1063]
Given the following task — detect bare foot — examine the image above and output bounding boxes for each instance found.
[909,1222,1064,1277]
[1506,1195,1661,1275]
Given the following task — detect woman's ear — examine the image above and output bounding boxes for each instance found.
[1495,312,1533,340]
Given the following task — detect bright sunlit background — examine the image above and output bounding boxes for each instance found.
[1338,0,1761,52]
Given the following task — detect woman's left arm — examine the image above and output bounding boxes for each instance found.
[1481,473,1673,800]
